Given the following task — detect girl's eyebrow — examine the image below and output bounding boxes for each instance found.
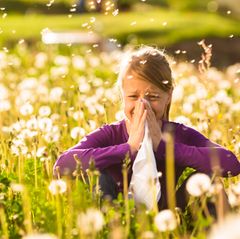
[145,91,161,95]
[126,90,138,94]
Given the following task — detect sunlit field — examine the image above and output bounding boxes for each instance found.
[0,42,240,239]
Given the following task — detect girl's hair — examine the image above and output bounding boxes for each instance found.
[117,46,174,120]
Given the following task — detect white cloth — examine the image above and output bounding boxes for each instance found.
[129,123,161,209]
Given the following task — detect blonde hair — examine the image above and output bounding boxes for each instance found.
[117,46,174,120]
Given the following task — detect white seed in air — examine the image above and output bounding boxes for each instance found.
[130,21,137,26]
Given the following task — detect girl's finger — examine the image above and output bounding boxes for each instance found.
[132,100,141,124]
[145,103,155,118]
[134,99,140,116]
[137,101,145,119]
[137,110,147,133]
[146,110,156,126]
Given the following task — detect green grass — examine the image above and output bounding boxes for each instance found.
[1,6,239,47]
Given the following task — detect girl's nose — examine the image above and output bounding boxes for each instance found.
[141,98,151,106]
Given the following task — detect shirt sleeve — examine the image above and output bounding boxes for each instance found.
[155,123,240,177]
[53,125,132,176]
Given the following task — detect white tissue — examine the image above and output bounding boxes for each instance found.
[129,122,161,209]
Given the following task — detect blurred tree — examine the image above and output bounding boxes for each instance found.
[76,0,115,13]
[76,0,86,12]
[216,0,240,16]
[0,0,70,14]
[166,0,211,11]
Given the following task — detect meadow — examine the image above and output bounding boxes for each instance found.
[1,5,240,47]
[0,41,240,239]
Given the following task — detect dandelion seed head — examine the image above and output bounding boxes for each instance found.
[35,52,48,68]
[208,214,240,239]
[0,192,5,200]
[186,173,211,197]
[174,116,192,126]
[112,9,119,16]
[0,99,11,112]
[90,17,96,23]
[70,127,86,139]
[48,179,67,195]
[77,208,104,234]
[227,189,240,207]
[36,146,46,158]
[141,231,154,239]
[154,209,177,232]
[230,182,240,195]
[11,183,24,192]
[23,234,58,239]
[208,183,223,196]
[2,47,8,53]
[79,82,91,93]
[182,102,193,114]
[19,102,34,116]
[44,132,60,143]
[39,105,51,117]
[70,7,76,12]
[49,87,63,102]
[38,117,53,132]
[2,13,7,19]
[82,22,88,28]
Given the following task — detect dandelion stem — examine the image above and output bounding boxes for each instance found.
[95,171,101,206]
[215,178,229,222]
[86,169,94,196]
[34,143,38,188]
[65,178,73,239]
[165,131,176,211]
[18,154,22,183]
[200,195,211,219]
[122,158,130,239]
[22,187,33,234]
[56,193,63,238]
[0,206,9,239]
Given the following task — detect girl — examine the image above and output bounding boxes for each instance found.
[54,46,240,210]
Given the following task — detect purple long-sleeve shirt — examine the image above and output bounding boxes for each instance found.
[54,120,240,193]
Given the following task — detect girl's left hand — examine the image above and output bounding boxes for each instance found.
[143,100,162,152]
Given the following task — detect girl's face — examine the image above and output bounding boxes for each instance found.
[122,73,172,122]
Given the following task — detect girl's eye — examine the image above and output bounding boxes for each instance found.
[128,95,138,100]
[147,95,160,101]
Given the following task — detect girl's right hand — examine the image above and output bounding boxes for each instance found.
[127,100,147,154]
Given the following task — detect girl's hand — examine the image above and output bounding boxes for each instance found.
[127,100,147,154]
[143,100,162,152]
